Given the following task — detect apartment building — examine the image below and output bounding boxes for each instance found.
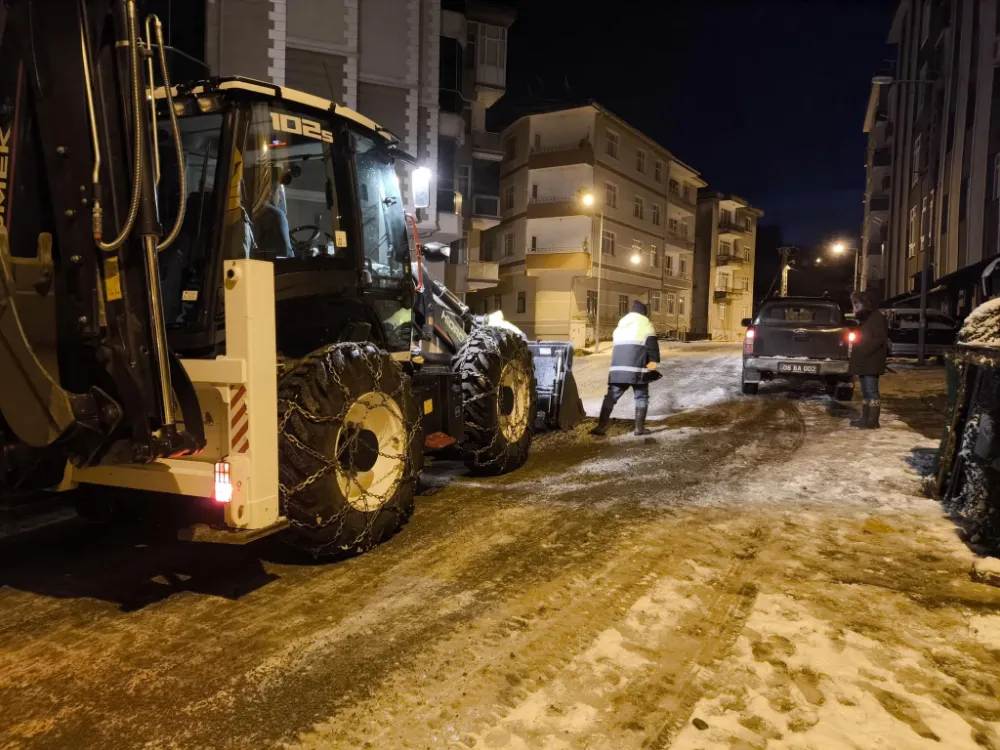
[861,82,892,302]
[869,0,1000,318]
[693,193,763,341]
[466,104,706,347]
[205,0,513,298]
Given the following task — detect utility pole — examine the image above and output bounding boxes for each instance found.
[779,246,798,297]
[594,209,605,352]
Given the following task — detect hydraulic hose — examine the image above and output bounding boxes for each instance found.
[149,14,186,251]
[96,0,145,252]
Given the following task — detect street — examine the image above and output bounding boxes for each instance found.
[2,345,1000,750]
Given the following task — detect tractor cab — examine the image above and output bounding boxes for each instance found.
[154,77,416,360]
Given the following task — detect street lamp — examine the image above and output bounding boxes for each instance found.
[581,191,605,352]
[630,252,641,264]
[828,241,860,291]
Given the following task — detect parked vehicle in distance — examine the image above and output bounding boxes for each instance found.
[884,308,957,360]
[741,297,856,400]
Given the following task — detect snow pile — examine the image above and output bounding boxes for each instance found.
[958,297,1000,348]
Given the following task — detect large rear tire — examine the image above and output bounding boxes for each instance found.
[278,342,423,557]
[452,327,537,475]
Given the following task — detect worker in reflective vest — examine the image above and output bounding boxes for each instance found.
[591,300,660,437]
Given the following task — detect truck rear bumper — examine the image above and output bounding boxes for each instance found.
[743,357,850,381]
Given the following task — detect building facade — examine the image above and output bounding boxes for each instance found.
[693,193,762,341]
[868,0,1000,318]
[862,82,892,302]
[205,0,512,298]
[466,104,706,347]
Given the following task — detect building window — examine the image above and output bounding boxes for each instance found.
[650,244,659,268]
[912,134,921,186]
[720,208,733,225]
[586,290,598,316]
[666,292,675,315]
[502,185,514,211]
[679,257,687,278]
[908,206,917,258]
[669,178,680,196]
[650,291,661,313]
[667,216,679,234]
[917,64,927,112]
[517,291,526,313]
[533,132,541,151]
[654,161,663,182]
[606,130,620,159]
[743,244,751,261]
[503,232,514,257]
[665,254,674,276]
[483,236,494,261]
[993,153,1000,200]
[601,229,615,255]
[494,293,502,312]
[679,295,686,315]
[920,196,928,251]
[718,303,727,322]
[636,149,646,173]
[530,235,537,252]
[618,294,630,317]
[633,196,644,220]
[719,240,733,258]
[503,136,516,161]
[531,183,538,199]
[457,165,471,198]
[652,204,661,226]
[605,182,618,208]
[632,239,643,262]
[743,216,752,232]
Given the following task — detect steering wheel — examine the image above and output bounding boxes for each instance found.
[290,225,321,251]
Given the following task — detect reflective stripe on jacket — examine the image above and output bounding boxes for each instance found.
[609,312,660,384]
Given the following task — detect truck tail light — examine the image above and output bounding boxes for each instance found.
[744,328,755,355]
[215,460,233,503]
[848,330,858,344]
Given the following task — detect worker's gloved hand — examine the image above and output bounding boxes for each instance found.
[646,362,657,370]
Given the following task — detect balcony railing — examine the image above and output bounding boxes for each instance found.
[668,189,697,211]
[528,195,576,205]
[717,250,750,265]
[528,245,586,254]
[666,231,694,250]
[868,194,890,212]
[471,130,503,156]
[714,285,746,301]
[468,260,500,283]
[871,147,891,168]
[472,194,500,217]
[718,219,749,235]
[664,269,692,281]
[530,137,592,154]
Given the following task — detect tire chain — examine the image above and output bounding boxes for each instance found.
[277,342,422,555]
[454,327,534,470]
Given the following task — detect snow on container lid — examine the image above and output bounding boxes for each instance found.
[958,297,1000,349]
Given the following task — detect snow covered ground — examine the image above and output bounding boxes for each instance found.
[573,342,744,419]
[3,349,999,750]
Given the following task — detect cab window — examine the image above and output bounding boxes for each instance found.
[351,133,410,289]
[228,104,346,262]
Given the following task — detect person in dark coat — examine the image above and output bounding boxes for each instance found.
[848,290,888,429]
[591,299,660,437]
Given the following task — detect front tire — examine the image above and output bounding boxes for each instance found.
[277,343,423,557]
[452,327,537,475]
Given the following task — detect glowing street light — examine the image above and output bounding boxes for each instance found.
[630,253,641,264]
[582,192,595,207]
[831,242,846,254]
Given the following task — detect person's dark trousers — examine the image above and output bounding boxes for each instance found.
[851,375,881,429]
[591,384,649,436]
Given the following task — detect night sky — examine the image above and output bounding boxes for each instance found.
[496,0,898,257]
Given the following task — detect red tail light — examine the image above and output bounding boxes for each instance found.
[214,460,233,503]
[744,328,755,355]
[848,330,858,343]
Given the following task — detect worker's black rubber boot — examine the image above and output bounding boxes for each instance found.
[590,397,614,436]
[867,401,881,429]
[850,402,870,429]
[634,406,651,436]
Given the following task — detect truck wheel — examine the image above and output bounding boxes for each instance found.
[277,342,423,557]
[452,326,537,475]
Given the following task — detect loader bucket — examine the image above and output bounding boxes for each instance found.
[528,341,585,431]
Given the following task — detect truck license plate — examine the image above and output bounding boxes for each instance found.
[779,362,819,375]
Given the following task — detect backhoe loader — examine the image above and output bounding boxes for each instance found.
[0,0,583,555]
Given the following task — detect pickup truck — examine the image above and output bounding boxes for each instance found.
[741,296,856,400]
